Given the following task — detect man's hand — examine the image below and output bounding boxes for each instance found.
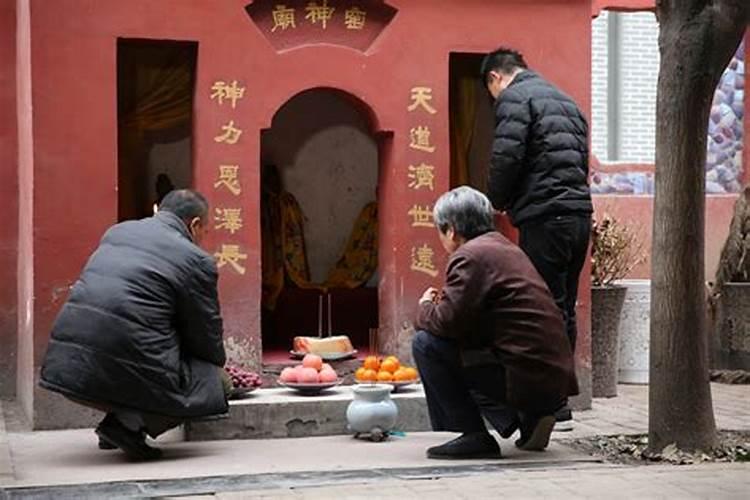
[419,287,440,305]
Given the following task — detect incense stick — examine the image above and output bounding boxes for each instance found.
[317,294,323,338]
[327,293,332,337]
[369,328,378,357]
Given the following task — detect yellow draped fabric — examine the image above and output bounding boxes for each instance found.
[119,44,194,131]
[450,72,478,187]
[261,189,378,310]
[325,202,378,288]
[280,192,317,290]
[261,188,286,310]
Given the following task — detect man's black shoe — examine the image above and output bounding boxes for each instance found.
[554,407,574,432]
[515,415,555,451]
[427,432,502,460]
[96,414,162,460]
[499,418,520,439]
[96,414,120,449]
[98,436,117,450]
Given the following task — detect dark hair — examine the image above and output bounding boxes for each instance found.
[433,186,496,240]
[155,173,175,203]
[480,47,528,83]
[159,189,208,221]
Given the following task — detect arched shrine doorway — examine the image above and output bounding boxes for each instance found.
[259,88,384,362]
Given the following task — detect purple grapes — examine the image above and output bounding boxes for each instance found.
[225,364,263,389]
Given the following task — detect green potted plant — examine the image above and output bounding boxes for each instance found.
[591,213,644,397]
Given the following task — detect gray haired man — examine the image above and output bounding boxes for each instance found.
[413,186,577,459]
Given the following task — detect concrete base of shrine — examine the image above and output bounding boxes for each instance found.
[186,385,430,441]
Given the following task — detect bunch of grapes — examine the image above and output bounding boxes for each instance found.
[225,365,263,389]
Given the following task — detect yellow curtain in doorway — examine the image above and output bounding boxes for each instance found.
[325,202,378,289]
[263,195,379,310]
[279,197,378,291]
[118,43,195,221]
[450,73,478,187]
[119,46,194,133]
[280,192,317,290]
[261,188,286,311]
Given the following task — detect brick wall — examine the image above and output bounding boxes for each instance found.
[617,12,659,163]
[591,11,659,163]
[591,11,609,160]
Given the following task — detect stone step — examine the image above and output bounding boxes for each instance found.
[186,385,430,441]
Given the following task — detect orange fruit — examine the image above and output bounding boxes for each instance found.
[376,370,394,382]
[380,358,399,374]
[384,356,400,371]
[360,368,378,382]
[354,367,367,381]
[403,367,418,381]
[393,368,411,381]
[363,356,380,371]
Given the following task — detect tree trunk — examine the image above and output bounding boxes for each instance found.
[649,1,747,453]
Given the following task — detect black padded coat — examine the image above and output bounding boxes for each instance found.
[40,211,228,418]
[488,71,592,226]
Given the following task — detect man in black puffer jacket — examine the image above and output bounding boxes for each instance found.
[481,47,592,430]
[40,190,228,460]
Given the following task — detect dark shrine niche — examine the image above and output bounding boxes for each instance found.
[245,0,397,53]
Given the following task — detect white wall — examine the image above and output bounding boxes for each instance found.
[591,11,609,161]
[262,90,378,284]
[618,12,659,163]
[591,11,660,163]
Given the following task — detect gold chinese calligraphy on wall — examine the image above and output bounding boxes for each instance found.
[209,78,248,276]
[406,84,442,278]
[246,0,397,53]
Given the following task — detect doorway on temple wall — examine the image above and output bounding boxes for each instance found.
[449,52,495,191]
[449,52,516,238]
[116,39,198,222]
[259,88,381,364]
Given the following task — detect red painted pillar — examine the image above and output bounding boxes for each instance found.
[0,0,18,398]
[192,39,262,370]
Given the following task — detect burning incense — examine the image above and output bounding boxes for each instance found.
[317,294,323,338]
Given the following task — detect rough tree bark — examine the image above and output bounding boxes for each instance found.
[650,0,748,452]
[713,187,750,290]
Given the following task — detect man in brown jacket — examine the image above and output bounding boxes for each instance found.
[413,186,577,459]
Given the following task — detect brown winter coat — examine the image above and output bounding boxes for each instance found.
[415,231,578,412]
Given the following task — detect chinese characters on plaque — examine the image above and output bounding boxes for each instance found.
[407,85,440,278]
[210,79,248,275]
[271,2,367,32]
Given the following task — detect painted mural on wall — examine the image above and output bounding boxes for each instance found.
[707,40,745,194]
[592,40,745,195]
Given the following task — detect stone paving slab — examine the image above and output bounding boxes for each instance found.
[565,382,750,440]
[0,400,13,485]
[1,383,748,497]
[196,463,750,500]
[0,428,595,490]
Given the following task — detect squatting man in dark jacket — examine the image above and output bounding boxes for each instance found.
[413,186,578,459]
[482,48,593,430]
[40,190,228,460]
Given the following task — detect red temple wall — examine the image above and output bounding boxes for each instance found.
[0,0,18,398]
[10,0,594,426]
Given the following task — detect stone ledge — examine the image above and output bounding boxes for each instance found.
[186,385,430,441]
[0,399,14,484]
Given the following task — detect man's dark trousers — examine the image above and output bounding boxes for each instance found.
[518,214,591,352]
[412,330,519,435]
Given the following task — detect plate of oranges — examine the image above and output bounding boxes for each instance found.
[354,355,419,392]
